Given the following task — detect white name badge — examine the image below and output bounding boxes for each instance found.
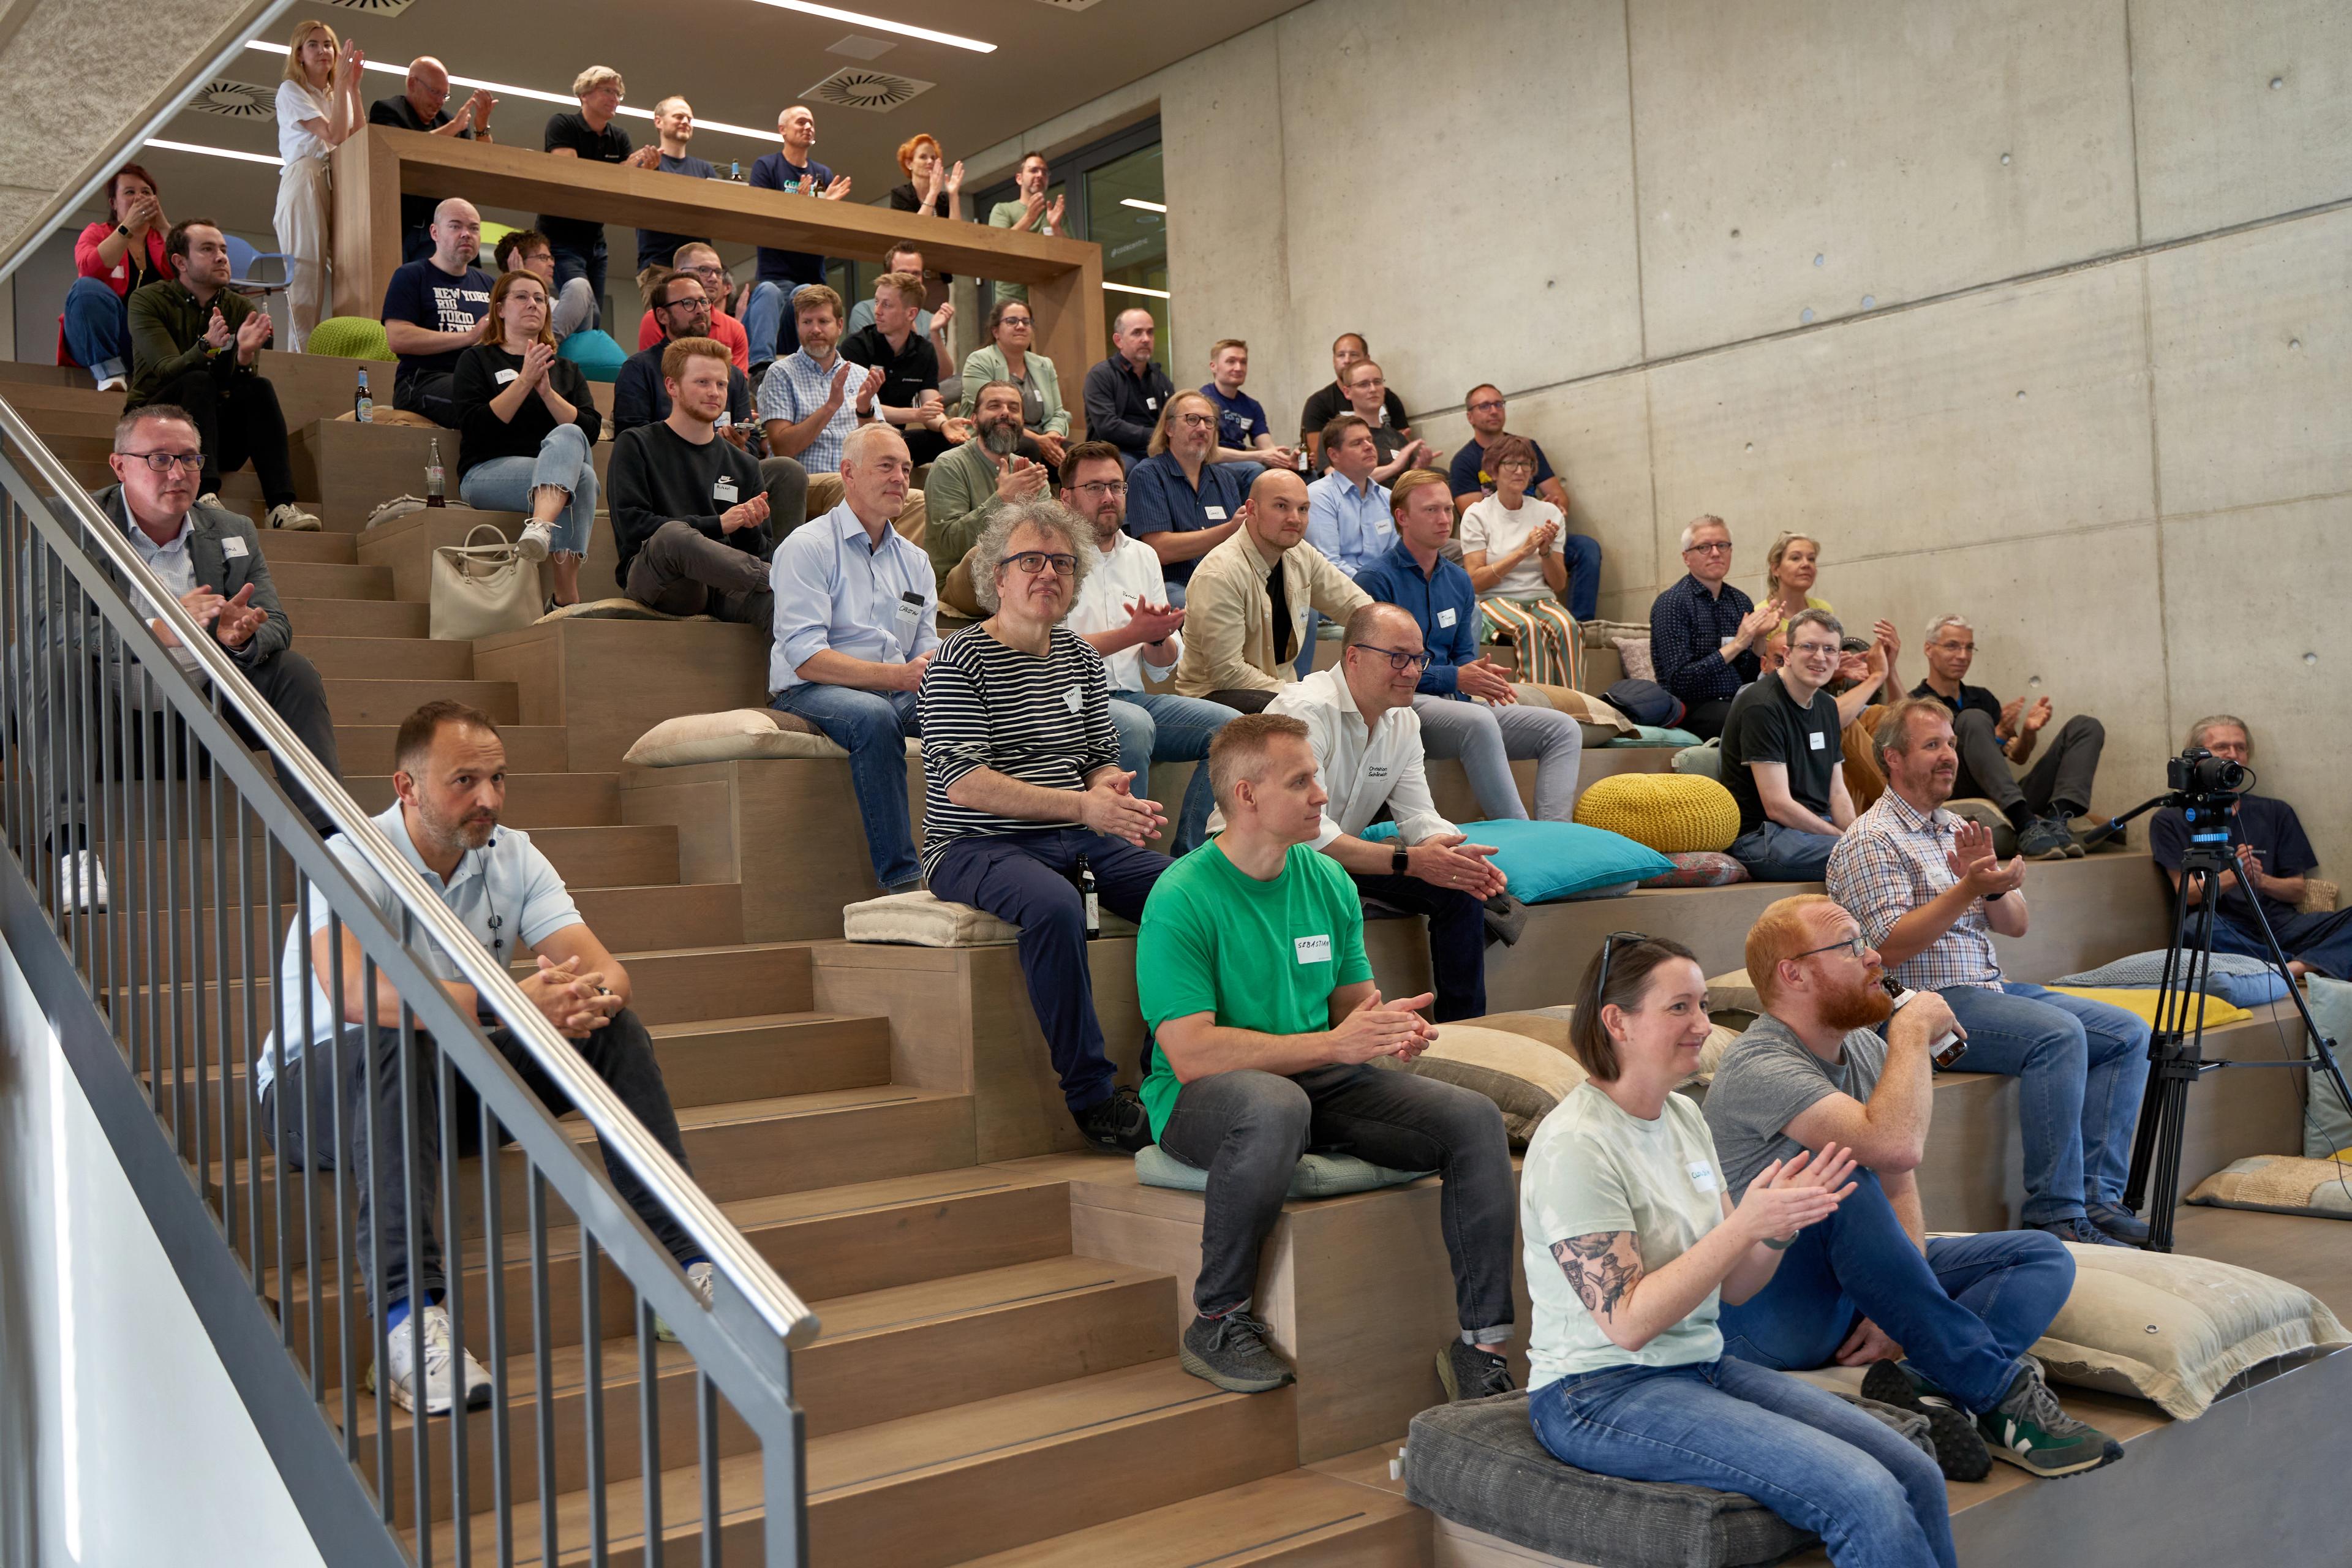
[1808,730,1826,751]
[1437,607,1458,628]
[1202,505,1228,521]
[494,368,519,385]
[1294,933,1332,965]
[713,478,738,504]
[1144,396,1158,410]
[1062,684,1084,714]
[220,535,249,559]
[892,594,923,653]
[1687,1160,1719,1193]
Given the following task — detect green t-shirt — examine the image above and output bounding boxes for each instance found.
[1136,840,1374,1139]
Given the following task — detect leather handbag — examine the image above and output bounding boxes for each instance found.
[429,522,540,641]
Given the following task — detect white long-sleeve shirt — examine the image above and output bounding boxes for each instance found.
[1232,667,1456,850]
[1066,530,1181,693]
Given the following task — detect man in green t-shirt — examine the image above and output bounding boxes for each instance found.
[1137,712,1518,1401]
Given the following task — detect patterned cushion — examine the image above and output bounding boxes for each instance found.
[1608,636,1656,682]
[1574,774,1741,854]
[1134,1144,1429,1198]
[2187,1154,2352,1219]
[1641,851,1751,889]
[306,315,391,360]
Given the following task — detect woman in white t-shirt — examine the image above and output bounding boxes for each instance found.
[274,19,364,351]
[1458,436,1581,688]
[1519,933,1955,1568]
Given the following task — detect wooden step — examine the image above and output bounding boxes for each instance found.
[357,506,623,614]
[282,597,429,639]
[293,419,613,521]
[541,941,815,1023]
[273,562,394,601]
[322,677,517,725]
[567,883,745,952]
[957,1469,1427,1567]
[328,723,568,774]
[252,530,358,564]
[255,350,401,432]
[343,771,616,827]
[301,636,472,680]
[646,1011,891,1105]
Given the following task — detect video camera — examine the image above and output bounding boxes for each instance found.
[2166,746,2248,801]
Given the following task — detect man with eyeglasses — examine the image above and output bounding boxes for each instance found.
[1126,389,1256,607]
[1721,608,1856,880]
[1649,514,1780,740]
[1174,467,1370,714]
[1317,361,1433,482]
[1910,614,2112,861]
[633,243,749,371]
[1298,333,1411,467]
[923,379,1049,600]
[1445,385,1604,623]
[1705,895,2122,1482]
[618,271,809,535]
[39,405,345,907]
[1828,696,2151,1250]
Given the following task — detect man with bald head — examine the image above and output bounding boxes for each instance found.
[1083,307,1178,469]
[368,59,496,262]
[1173,467,1370,714]
[745,104,852,371]
[381,198,492,426]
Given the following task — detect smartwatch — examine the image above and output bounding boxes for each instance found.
[1391,843,1410,876]
[116,222,132,238]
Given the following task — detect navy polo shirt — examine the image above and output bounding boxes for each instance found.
[1355,539,1479,699]
[1123,454,1250,589]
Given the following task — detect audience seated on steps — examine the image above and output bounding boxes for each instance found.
[453,270,601,608]
[608,338,775,626]
[839,271,964,468]
[768,423,937,894]
[1082,307,1178,470]
[922,379,1049,589]
[2152,714,2352,982]
[957,294,1068,470]
[1522,933,1958,1568]
[1298,332,1412,469]
[1459,435,1581,687]
[1706,894,2124,1482]
[61,163,170,393]
[368,56,494,265]
[1126,389,1256,608]
[1139,712,1518,1400]
[1060,441,1238,858]
[536,66,635,331]
[1721,609,1856,881]
[1912,614,2113,861]
[1198,338,1300,474]
[1650,513,1777,740]
[1171,467,1369,714]
[382,198,494,428]
[257,701,715,1418]
[1760,621,1908,814]
[632,244,749,371]
[1312,360,1433,482]
[918,498,1173,1155]
[617,272,806,531]
[1826,697,2152,1248]
[42,406,346,911]
[1758,530,1835,635]
[493,229,594,345]
[124,219,321,533]
[1247,604,1507,1022]
[742,104,850,371]
[626,98,720,306]
[1303,415,1395,578]
[1359,469,1587,824]
[1446,383,1601,622]
[758,285,929,541]
[846,243,955,382]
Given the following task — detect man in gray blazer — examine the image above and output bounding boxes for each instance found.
[36,404,342,907]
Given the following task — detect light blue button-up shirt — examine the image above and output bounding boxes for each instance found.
[125,511,202,674]
[1305,469,1395,581]
[769,500,940,694]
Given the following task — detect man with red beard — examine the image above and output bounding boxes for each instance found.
[1702,894,2124,1484]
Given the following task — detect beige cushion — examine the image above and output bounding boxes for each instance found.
[1705,967,1764,1018]
[537,596,715,624]
[623,708,924,767]
[1610,636,1656,683]
[2029,1242,2350,1419]
[1513,684,1636,745]
[2186,1153,2352,1219]
[1466,1009,1739,1095]
[843,889,1137,946]
[2305,878,2340,914]
[1411,1024,1588,1146]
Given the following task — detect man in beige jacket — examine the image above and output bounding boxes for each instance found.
[1172,468,1370,713]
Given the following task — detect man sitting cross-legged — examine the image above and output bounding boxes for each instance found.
[1139,712,1517,1400]
[258,701,710,1417]
[1705,894,2124,1482]
[608,336,775,624]
[1913,614,2113,861]
[918,497,1173,1153]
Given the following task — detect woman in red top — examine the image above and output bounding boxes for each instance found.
[62,164,170,392]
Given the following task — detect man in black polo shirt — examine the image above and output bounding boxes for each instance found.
[1913,614,2108,861]
[537,66,634,331]
[367,58,493,262]
[1297,332,1410,464]
[839,271,960,467]
[1083,307,1177,469]
[1722,609,1855,880]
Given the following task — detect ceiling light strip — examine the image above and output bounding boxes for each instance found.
[1101,282,1170,300]
[146,137,285,166]
[1119,198,1167,214]
[746,1,995,52]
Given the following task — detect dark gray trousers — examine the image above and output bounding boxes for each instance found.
[1953,709,2103,818]
[624,519,774,627]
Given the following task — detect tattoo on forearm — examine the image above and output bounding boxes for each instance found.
[1553,1232,1641,1317]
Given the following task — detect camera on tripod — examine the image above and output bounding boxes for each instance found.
[2166,745,2248,802]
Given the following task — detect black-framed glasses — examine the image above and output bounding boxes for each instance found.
[1348,643,1432,673]
[1173,412,1216,429]
[1683,540,1734,555]
[1467,399,1504,413]
[119,450,204,473]
[1792,932,1871,963]
[1003,551,1078,577]
[1594,930,1650,998]
[1071,480,1127,498]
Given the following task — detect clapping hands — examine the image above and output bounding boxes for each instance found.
[1947,818,2024,900]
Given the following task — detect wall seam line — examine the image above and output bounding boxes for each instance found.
[2122,0,2147,250]
[1620,0,1649,366]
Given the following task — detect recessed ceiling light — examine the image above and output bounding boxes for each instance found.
[746,0,994,52]
[1102,281,1170,300]
[1120,198,1167,214]
[146,137,284,166]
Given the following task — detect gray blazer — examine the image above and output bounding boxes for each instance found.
[39,485,294,669]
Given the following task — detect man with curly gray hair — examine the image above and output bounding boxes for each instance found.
[918,496,1176,1153]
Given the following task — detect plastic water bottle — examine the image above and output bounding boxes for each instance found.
[425,439,446,507]
[729,159,742,183]
[1076,853,1100,940]
[354,368,373,424]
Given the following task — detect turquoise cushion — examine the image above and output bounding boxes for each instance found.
[557,329,628,382]
[1360,818,1675,904]
[1137,1144,1430,1199]
[1608,725,1703,748]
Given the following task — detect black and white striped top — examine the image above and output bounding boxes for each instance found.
[917,623,1121,876]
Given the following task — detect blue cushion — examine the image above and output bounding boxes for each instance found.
[2206,968,2291,1008]
[1136,1144,1430,1198]
[1361,819,1675,904]
[1607,725,1703,748]
[557,329,628,382]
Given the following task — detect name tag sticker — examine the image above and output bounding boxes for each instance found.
[1144,396,1159,410]
[1687,1161,1719,1193]
[1203,505,1228,521]
[1808,730,1826,751]
[1063,685,1084,714]
[220,536,249,559]
[1294,934,1332,965]
[1437,607,1458,628]
[494,368,519,385]
[713,478,738,503]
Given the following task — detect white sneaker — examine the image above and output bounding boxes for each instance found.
[61,850,108,911]
[371,1303,492,1417]
[266,502,323,532]
[516,520,555,561]
[655,1261,717,1344]
[95,375,127,393]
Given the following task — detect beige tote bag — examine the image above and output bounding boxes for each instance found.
[429,522,540,641]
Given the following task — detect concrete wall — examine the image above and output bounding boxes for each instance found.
[967,0,2352,871]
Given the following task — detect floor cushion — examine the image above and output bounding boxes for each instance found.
[1134,1143,1430,1199]
[843,889,1138,946]
[2042,986,2251,1029]
[2186,1154,2352,1219]
[1640,850,1749,889]
[2303,976,2352,1158]
[1514,684,1636,745]
[1607,725,1703,748]
[1671,740,1723,782]
[623,707,920,766]
[1575,774,1741,855]
[1363,819,1673,903]
[306,315,391,360]
[556,328,628,382]
[2054,949,2281,995]
[1404,1391,1815,1568]
[1608,636,1656,684]
[1410,1024,1588,1146]
[1705,967,1763,1019]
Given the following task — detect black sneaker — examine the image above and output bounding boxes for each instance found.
[2084,1200,2151,1246]
[1437,1340,1515,1402]
[1861,1359,1992,1482]
[2032,1215,2133,1249]
[1978,1360,2123,1479]
[2017,816,2076,861]
[1073,1085,1151,1153]
[1180,1310,1294,1393]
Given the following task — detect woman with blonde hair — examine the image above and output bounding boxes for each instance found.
[274,18,363,350]
[1460,435,1583,688]
[1762,531,1833,630]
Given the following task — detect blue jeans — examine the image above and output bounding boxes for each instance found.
[1110,689,1238,855]
[1732,820,1839,881]
[1719,1169,2074,1412]
[1412,695,1586,822]
[742,280,812,366]
[2218,908,2352,982]
[1530,1357,1954,1568]
[62,277,130,383]
[549,234,607,331]
[1937,981,2150,1224]
[769,684,923,891]
[1161,578,1188,609]
[1559,531,1603,622]
[457,423,599,557]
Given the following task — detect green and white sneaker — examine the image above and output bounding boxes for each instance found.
[1978,1360,2124,1479]
[1861,1359,1990,1482]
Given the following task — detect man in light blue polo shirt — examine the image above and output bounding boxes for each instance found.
[258,699,707,1418]
[1305,415,1395,579]
[767,423,939,892]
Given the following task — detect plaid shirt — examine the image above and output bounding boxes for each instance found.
[1824,789,2003,992]
[756,350,864,476]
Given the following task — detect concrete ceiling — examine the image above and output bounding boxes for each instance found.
[114,0,1305,239]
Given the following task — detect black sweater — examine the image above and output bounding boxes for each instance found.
[453,345,602,479]
[606,420,770,588]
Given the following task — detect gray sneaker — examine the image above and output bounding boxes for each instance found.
[1437,1340,1515,1402]
[1978,1360,2123,1479]
[1180,1310,1294,1393]
[1861,1359,1991,1482]
[2033,1215,2133,1249]
[2018,816,2076,861]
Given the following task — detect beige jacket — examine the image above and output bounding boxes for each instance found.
[1173,526,1371,698]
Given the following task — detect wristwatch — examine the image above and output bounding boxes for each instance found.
[1392,843,1410,876]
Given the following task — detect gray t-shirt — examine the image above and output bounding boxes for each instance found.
[1703,1014,1884,1199]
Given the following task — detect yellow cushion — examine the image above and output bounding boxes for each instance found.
[1572,774,1741,854]
[2043,987,2252,1028]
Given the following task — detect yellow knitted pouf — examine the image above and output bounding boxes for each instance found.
[1573,773,1741,854]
